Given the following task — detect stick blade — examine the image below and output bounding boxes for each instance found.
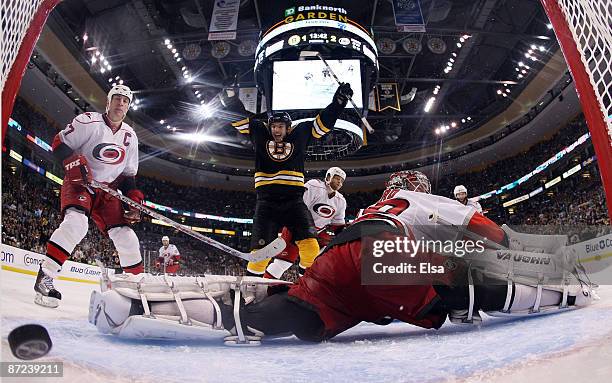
[249,237,287,262]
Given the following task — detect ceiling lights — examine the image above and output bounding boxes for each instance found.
[423,97,435,113]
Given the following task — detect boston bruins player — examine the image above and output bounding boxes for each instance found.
[231,83,353,276]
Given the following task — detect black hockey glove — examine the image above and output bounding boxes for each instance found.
[333,83,353,107]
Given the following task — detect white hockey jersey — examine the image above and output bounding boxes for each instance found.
[57,112,139,183]
[303,179,346,229]
[158,244,180,263]
[355,189,478,242]
[466,198,483,213]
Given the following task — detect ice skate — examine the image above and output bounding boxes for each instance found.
[34,266,62,308]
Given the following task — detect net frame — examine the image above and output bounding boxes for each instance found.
[1,0,60,141]
[541,0,612,221]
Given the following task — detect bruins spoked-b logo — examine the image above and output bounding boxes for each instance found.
[267,141,294,161]
[92,143,126,165]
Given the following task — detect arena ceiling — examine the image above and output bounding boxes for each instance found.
[41,0,560,163]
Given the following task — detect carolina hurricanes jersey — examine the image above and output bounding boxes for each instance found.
[466,198,483,213]
[303,179,346,229]
[158,244,180,263]
[57,112,139,183]
[354,189,477,242]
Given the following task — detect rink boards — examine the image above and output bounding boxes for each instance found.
[0,243,113,284]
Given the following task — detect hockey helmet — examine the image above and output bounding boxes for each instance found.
[107,84,133,105]
[325,167,346,183]
[454,185,468,198]
[268,112,292,129]
[385,170,431,194]
[161,236,170,244]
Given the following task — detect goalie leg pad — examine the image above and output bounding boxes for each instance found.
[486,282,595,318]
[501,224,568,253]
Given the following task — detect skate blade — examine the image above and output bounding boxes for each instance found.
[223,335,261,347]
[34,293,59,308]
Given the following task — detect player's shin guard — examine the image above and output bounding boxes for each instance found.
[247,257,271,276]
[44,208,89,276]
[264,259,293,279]
[296,238,320,276]
[108,226,143,274]
[264,240,299,279]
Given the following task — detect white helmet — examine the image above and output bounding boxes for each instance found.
[162,236,170,243]
[325,167,346,184]
[454,185,468,197]
[107,84,133,105]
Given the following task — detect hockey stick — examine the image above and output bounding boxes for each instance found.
[89,180,285,262]
[299,51,375,134]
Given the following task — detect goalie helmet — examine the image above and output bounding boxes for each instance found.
[325,167,346,183]
[267,112,292,129]
[107,84,133,105]
[454,185,468,197]
[385,170,431,194]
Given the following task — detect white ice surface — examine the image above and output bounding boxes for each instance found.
[2,269,612,383]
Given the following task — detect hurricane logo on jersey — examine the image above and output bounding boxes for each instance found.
[313,203,336,218]
[266,141,294,162]
[92,143,126,165]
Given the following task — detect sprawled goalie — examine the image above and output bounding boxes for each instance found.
[89,171,596,345]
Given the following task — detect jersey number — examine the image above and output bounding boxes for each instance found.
[363,190,410,215]
[64,124,75,135]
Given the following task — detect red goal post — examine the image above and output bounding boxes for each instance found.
[541,0,612,222]
[1,0,60,142]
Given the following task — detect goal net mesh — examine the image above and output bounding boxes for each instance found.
[553,0,612,143]
[1,0,46,92]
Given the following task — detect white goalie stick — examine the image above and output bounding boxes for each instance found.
[299,50,375,134]
[89,180,285,262]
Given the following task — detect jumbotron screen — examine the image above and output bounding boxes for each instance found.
[271,59,363,110]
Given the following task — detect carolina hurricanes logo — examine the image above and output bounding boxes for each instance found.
[266,140,293,162]
[313,203,336,218]
[92,143,126,165]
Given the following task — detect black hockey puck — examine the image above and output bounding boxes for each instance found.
[8,324,52,360]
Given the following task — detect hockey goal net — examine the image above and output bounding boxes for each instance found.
[1,0,60,140]
[541,0,612,220]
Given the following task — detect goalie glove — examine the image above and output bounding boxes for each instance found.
[123,189,144,224]
[63,154,92,185]
[333,83,353,108]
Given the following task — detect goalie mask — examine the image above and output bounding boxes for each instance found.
[385,170,431,194]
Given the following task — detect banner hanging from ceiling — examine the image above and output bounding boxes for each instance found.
[208,0,241,40]
[392,0,426,32]
[375,83,401,111]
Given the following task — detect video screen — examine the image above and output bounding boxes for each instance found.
[272,59,363,110]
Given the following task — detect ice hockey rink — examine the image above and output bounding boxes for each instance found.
[2,268,612,383]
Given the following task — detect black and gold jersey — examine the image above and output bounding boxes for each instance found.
[232,102,343,195]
